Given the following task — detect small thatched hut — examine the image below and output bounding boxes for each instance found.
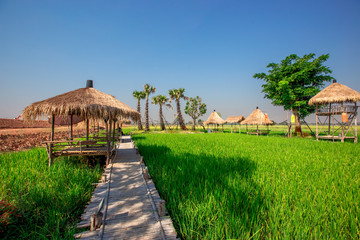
[241,107,273,135]
[22,80,140,165]
[204,110,226,131]
[225,116,245,133]
[309,80,360,143]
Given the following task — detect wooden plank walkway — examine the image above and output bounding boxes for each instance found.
[75,136,178,240]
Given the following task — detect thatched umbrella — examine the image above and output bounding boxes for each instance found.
[308,80,360,142]
[241,107,273,135]
[204,110,227,131]
[225,116,245,133]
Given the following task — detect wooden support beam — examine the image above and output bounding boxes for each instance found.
[355,102,358,143]
[316,106,319,141]
[70,114,73,140]
[86,118,89,140]
[112,120,116,142]
[105,119,109,165]
[49,114,55,167]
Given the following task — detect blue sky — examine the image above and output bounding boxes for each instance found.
[1,0,359,123]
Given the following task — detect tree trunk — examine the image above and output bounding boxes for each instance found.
[137,99,143,130]
[177,100,187,130]
[292,109,302,135]
[145,95,149,131]
[192,118,196,131]
[159,104,165,130]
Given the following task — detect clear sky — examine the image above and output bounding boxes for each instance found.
[1,0,359,123]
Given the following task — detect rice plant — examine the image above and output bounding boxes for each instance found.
[0,148,102,239]
[133,133,360,239]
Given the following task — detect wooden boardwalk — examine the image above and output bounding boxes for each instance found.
[75,136,178,240]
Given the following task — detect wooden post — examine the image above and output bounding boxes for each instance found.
[70,114,73,140]
[90,212,103,231]
[158,200,165,217]
[105,119,109,165]
[49,114,55,167]
[355,102,358,143]
[101,174,107,183]
[328,103,331,135]
[86,118,89,140]
[144,167,150,180]
[112,120,116,142]
[316,106,319,141]
[108,119,112,161]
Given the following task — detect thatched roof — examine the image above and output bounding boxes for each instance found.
[23,86,140,122]
[225,116,245,123]
[309,82,360,105]
[241,108,274,125]
[204,111,226,125]
[48,115,84,126]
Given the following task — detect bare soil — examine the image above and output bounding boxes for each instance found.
[0,119,86,152]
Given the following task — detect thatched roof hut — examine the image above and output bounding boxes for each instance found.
[309,82,360,105]
[241,107,274,125]
[23,81,140,122]
[225,116,245,123]
[204,110,226,125]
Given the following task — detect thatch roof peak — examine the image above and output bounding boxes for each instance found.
[225,116,245,123]
[309,82,360,105]
[23,85,140,121]
[204,111,226,125]
[241,108,274,125]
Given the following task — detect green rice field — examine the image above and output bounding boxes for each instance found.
[0,148,102,239]
[133,133,360,239]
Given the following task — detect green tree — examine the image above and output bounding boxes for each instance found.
[132,90,146,130]
[143,84,156,131]
[253,53,333,133]
[184,96,207,130]
[168,88,188,130]
[152,95,172,130]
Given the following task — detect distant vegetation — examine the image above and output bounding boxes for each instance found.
[133,133,360,239]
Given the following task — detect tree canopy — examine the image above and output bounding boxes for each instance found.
[253,53,334,132]
[184,96,207,130]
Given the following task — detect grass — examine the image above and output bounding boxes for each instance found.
[132,133,360,239]
[0,147,103,239]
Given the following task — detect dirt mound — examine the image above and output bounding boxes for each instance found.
[0,119,51,129]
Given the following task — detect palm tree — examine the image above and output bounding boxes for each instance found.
[143,84,156,131]
[168,88,188,130]
[152,95,172,130]
[132,90,146,130]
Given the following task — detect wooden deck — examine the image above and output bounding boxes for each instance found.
[75,136,178,240]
